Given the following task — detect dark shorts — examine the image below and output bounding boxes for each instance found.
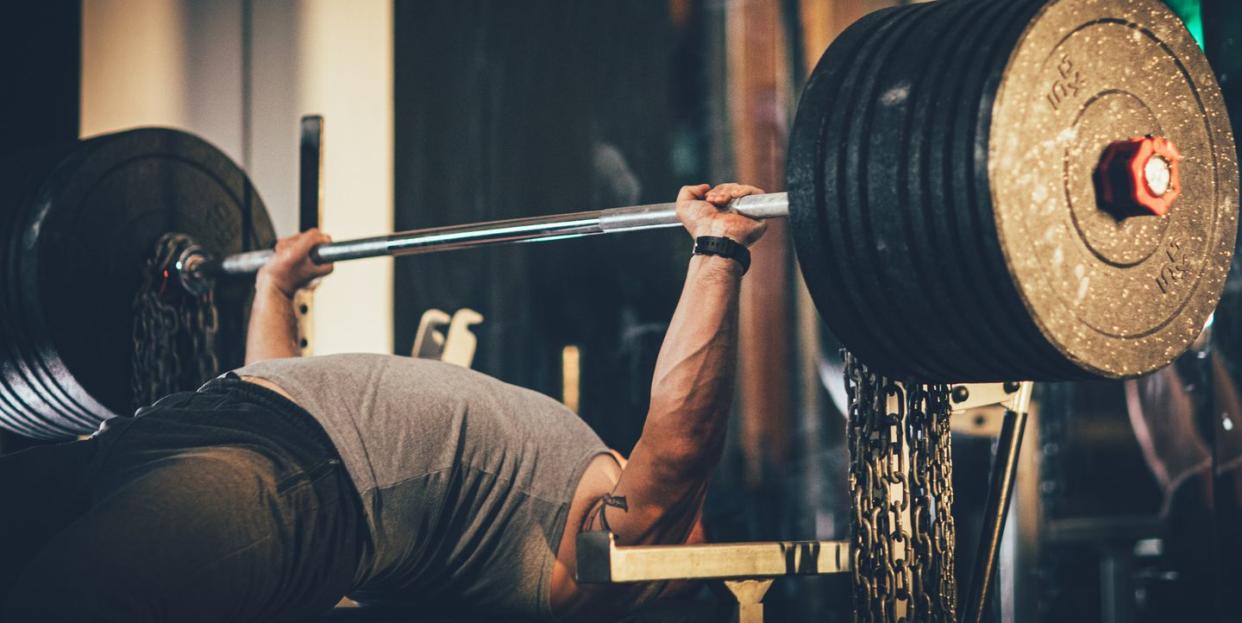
[0,377,370,622]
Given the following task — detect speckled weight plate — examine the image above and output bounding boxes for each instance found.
[990,0,1238,378]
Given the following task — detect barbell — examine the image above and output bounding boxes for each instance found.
[1,0,1236,439]
[180,192,792,281]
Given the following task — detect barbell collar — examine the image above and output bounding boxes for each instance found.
[205,192,789,277]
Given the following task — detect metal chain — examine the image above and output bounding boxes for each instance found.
[928,385,957,616]
[131,234,221,411]
[846,352,955,622]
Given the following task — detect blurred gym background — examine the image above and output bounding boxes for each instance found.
[1,1,1239,621]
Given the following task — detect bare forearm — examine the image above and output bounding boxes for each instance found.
[244,278,301,364]
[241,228,332,364]
[595,253,742,548]
[584,182,762,552]
[643,254,742,473]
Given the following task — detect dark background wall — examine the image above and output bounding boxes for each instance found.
[393,1,715,454]
[0,2,80,158]
[0,1,80,455]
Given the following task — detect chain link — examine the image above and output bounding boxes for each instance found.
[847,352,955,622]
[131,234,221,411]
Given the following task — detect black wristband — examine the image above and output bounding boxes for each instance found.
[693,236,750,274]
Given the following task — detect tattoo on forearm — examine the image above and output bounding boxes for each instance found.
[584,494,630,533]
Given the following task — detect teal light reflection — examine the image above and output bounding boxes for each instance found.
[1165,0,1204,49]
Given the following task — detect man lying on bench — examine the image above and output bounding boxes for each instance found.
[0,183,766,622]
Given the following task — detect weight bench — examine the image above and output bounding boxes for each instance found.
[577,532,849,623]
[576,381,1032,623]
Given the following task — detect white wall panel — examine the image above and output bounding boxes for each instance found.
[81,0,395,358]
[294,0,394,356]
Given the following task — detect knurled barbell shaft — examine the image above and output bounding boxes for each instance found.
[207,192,789,276]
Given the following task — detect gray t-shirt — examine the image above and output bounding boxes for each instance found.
[234,353,608,618]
